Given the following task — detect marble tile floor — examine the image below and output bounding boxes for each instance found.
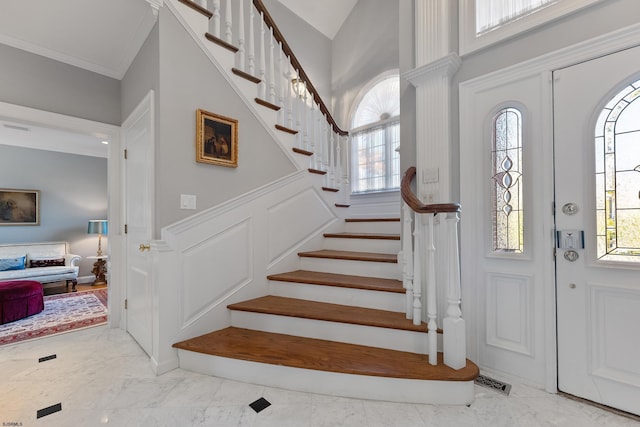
[1,325,638,427]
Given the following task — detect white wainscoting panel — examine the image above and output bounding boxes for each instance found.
[181,219,253,327]
[589,282,640,386]
[267,188,334,264]
[486,272,533,356]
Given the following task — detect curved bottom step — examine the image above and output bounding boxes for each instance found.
[173,327,478,405]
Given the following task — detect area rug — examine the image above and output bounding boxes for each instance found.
[0,288,108,346]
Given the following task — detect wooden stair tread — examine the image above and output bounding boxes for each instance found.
[173,327,479,381]
[324,232,400,240]
[298,249,397,263]
[267,270,404,293]
[228,295,425,332]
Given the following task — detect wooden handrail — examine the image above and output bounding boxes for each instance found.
[253,0,348,136]
[401,167,461,214]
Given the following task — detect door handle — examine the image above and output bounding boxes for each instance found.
[139,243,151,252]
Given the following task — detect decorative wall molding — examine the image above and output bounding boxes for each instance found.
[402,53,462,88]
[146,0,164,15]
[485,272,534,357]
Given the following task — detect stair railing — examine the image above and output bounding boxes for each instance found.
[188,0,350,201]
[401,167,466,369]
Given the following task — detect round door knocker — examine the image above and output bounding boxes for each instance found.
[564,250,579,262]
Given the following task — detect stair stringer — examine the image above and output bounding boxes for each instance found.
[177,350,475,405]
[153,170,347,371]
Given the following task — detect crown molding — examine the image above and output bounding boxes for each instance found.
[402,53,462,87]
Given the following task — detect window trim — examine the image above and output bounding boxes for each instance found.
[459,0,605,55]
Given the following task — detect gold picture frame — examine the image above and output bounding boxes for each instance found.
[0,188,40,226]
[196,109,238,168]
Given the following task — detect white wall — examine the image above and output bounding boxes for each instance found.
[0,145,108,279]
[0,43,121,126]
[331,0,399,130]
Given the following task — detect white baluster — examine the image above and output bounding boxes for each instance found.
[443,211,466,370]
[343,136,351,204]
[329,130,336,187]
[248,5,255,75]
[268,30,276,103]
[309,103,316,168]
[278,42,285,125]
[224,0,232,43]
[316,112,324,170]
[294,72,302,146]
[335,133,343,191]
[286,61,293,128]
[259,14,266,99]
[302,87,309,150]
[323,120,330,186]
[426,214,438,365]
[237,0,245,71]
[402,203,414,320]
[212,0,220,38]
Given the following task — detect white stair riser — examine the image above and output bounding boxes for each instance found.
[269,281,405,312]
[345,221,400,234]
[299,257,400,280]
[177,351,475,405]
[230,310,428,354]
[323,237,400,254]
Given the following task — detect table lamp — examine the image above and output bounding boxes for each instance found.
[88,220,108,257]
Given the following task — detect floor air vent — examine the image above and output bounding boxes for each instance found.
[475,374,512,396]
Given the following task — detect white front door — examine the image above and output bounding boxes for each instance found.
[554,46,640,416]
[122,91,155,356]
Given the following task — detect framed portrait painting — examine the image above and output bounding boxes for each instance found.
[0,189,40,226]
[196,109,238,168]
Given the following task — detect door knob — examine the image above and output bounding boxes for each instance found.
[563,250,579,262]
[139,243,151,252]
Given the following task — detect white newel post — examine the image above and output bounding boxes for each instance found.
[443,211,466,369]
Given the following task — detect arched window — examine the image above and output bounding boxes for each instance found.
[350,74,400,194]
[491,107,524,253]
[595,78,640,261]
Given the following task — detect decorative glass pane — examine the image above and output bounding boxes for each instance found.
[476,0,556,34]
[491,107,523,253]
[595,78,640,261]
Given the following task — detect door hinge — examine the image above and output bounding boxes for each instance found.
[124,299,128,309]
[124,224,128,234]
[124,149,128,159]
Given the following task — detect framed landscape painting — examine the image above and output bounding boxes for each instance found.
[0,189,40,226]
[196,109,238,168]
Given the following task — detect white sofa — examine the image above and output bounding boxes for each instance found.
[0,242,81,291]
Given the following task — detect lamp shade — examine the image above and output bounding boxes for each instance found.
[87,220,108,235]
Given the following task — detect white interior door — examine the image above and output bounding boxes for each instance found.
[122,91,155,356]
[554,46,640,416]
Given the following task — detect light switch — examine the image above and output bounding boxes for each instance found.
[423,168,439,184]
[180,194,196,210]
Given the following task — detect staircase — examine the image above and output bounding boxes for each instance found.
[164,0,477,404]
[173,217,479,404]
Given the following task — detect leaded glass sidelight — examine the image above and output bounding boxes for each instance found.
[595,78,640,261]
[491,108,524,253]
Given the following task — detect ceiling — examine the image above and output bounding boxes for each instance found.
[0,0,355,157]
